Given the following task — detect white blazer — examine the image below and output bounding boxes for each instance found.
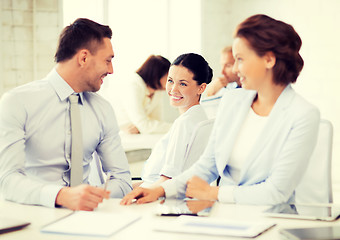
[162,85,320,205]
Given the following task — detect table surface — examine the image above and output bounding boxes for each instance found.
[119,132,164,152]
[1,199,339,240]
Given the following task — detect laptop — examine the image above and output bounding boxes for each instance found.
[0,217,30,234]
[280,226,340,240]
[264,203,340,221]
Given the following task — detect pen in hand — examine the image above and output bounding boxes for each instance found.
[104,171,112,191]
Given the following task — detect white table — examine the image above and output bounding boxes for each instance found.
[119,132,163,153]
[1,199,339,240]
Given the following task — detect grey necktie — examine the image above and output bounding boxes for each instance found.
[69,94,83,187]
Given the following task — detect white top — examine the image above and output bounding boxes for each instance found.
[113,73,172,134]
[229,108,268,183]
[141,105,208,186]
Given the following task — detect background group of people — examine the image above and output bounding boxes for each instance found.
[0,14,319,211]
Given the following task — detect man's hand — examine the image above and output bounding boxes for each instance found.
[206,77,228,97]
[186,176,219,201]
[186,200,215,214]
[55,184,110,211]
[120,186,165,205]
[123,124,140,134]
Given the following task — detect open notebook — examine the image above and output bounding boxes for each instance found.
[41,211,141,237]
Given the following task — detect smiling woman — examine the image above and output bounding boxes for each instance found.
[121,14,320,206]
[167,66,201,113]
[136,53,213,188]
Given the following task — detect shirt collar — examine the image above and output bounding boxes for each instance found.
[48,68,84,105]
[226,81,239,89]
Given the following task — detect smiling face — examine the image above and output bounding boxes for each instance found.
[232,37,272,91]
[81,37,114,92]
[166,65,206,113]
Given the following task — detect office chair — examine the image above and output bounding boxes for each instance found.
[294,119,333,204]
[200,96,222,119]
[181,119,215,171]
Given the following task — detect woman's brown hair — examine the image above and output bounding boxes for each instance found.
[136,55,170,90]
[234,14,304,85]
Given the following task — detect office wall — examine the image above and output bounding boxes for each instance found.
[201,0,233,78]
[0,0,62,95]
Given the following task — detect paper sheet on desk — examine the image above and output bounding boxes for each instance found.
[154,215,275,238]
[41,211,141,237]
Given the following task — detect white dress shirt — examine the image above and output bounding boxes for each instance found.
[141,105,208,186]
[162,85,320,205]
[113,73,172,134]
[0,68,132,208]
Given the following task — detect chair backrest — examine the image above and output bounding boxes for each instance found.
[295,119,333,204]
[200,96,222,119]
[182,119,215,171]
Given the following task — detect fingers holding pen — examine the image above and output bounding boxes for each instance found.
[120,187,144,205]
[120,186,165,205]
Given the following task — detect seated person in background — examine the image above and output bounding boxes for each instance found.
[0,18,132,211]
[204,46,241,98]
[114,55,172,134]
[121,14,320,206]
[138,53,213,188]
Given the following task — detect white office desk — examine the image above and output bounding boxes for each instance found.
[1,199,338,240]
[119,133,164,178]
[120,132,163,152]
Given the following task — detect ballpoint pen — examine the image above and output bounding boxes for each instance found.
[104,172,111,191]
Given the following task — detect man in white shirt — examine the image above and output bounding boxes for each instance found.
[204,46,241,97]
[0,18,132,211]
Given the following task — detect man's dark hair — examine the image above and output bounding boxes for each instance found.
[55,18,112,63]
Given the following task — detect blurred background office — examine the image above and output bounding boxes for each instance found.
[0,0,339,201]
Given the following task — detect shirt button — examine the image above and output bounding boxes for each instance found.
[68,131,71,135]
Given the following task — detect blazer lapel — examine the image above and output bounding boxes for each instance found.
[216,90,257,176]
